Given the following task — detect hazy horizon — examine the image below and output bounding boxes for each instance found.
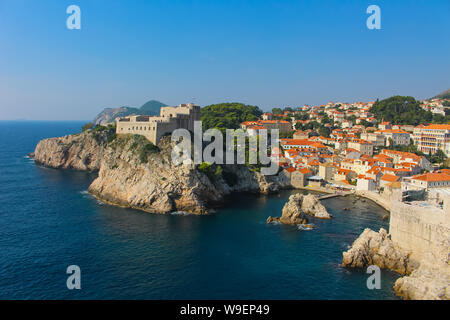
[1,0,449,121]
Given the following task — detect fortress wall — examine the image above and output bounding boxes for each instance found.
[389,200,449,267]
[116,104,201,144]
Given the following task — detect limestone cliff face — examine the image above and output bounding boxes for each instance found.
[87,136,290,214]
[33,129,290,214]
[34,130,109,171]
[342,227,450,300]
[342,228,415,275]
[88,137,224,214]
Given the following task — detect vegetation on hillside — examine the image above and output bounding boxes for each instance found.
[369,95,450,125]
[82,122,94,132]
[108,134,159,163]
[82,123,117,144]
[201,103,263,132]
[370,96,433,125]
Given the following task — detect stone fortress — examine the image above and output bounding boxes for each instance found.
[116,103,200,144]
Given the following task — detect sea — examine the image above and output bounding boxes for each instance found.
[0,121,399,299]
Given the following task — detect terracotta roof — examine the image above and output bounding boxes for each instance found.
[411,173,450,182]
[381,174,399,182]
[298,168,312,174]
[423,124,450,130]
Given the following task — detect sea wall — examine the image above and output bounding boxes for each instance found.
[389,200,450,299]
[343,197,450,299]
[354,190,391,211]
[389,200,449,266]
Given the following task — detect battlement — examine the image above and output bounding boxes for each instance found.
[115,103,200,144]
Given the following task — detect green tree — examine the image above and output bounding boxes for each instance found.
[271,108,283,115]
[370,96,433,125]
[201,103,263,131]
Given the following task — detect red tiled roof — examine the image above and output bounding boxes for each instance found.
[381,174,399,182]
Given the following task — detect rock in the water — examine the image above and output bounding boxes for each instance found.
[342,228,414,275]
[280,194,309,225]
[301,194,332,219]
[268,193,330,226]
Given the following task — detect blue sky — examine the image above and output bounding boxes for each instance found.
[0,0,449,120]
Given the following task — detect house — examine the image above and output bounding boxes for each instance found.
[376,129,410,146]
[378,122,392,130]
[413,124,450,157]
[293,130,309,140]
[246,125,266,136]
[380,174,400,188]
[344,148,361,159]
[360,132,385,147]
[334,168,357,182]
[347,139,374,156]
[318,163,335,181]
[357,177,376,191]
[403,172,450,191]
[291,168,313,188]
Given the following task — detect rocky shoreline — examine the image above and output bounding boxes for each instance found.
[33,131,291,214]
[342,228,449,300]
[32,130,449,300]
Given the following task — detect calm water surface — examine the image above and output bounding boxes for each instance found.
[0,121,399,299]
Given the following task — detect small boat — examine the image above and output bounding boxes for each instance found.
[344,207,350,211]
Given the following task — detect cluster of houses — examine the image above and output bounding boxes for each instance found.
[420,98,447,116]
[240,100,450,198]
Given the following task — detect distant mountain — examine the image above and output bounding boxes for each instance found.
[92,100,167,125]
[432,89,450,100]
[139,100,167,115]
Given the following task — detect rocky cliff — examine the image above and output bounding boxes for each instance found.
[342,226,449,300]
[33,129,112,171]
[86,134,290,214]
[342,228,416,275]
[33,128,291,214]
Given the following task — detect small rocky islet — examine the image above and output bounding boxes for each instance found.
[267,193,331,228]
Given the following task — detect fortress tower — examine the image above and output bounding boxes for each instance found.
[116,103,200,144]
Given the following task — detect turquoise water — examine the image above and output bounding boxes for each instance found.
[0,121,399,299]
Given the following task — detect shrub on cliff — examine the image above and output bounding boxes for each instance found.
[138,142,160,163]
[198,162,223,181]
[127,135,160,163]
[82,122,94,132]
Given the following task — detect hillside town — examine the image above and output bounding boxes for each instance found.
[240,98,450,209]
